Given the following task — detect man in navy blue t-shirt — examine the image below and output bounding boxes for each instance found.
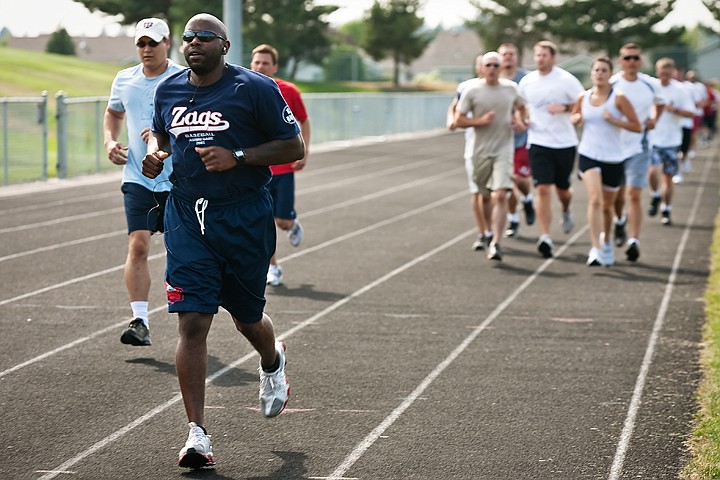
[142,13,304,470]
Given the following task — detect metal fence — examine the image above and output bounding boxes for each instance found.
[0,91,452,186]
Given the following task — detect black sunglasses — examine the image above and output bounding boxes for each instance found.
[622,55,641,61]
[136,39,160,48]
[484,63,500,68]
[182,30,226,43]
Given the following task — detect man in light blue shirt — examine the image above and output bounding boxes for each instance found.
[103,17,183,346]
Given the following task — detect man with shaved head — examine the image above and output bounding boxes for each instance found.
[454,51,527,261]
[143,13,305,469]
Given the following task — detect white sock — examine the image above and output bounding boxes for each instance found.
[509,213,519,222]
[130,301,149,326]
[524,194,534,203]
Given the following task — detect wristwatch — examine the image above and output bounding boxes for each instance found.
[232,148,246,168]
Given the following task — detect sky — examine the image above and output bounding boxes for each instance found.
[0,0,477,37]
[0,0,715,37]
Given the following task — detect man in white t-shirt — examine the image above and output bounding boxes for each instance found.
[674,69,709,182]
[447,54,493,252]
[609,43,665,262]
[647,58,696,227]
[455,51,527,261]
[518,41,584,258]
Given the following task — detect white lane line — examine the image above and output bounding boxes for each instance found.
[0,191,118,215]
[323,226,588,480]
[296,158,437,195]
[33,228,478,480]
[0,230,125,263]
[0,304,167,379]
[0,252,166,307]
[0,207,123,234]
[1,190,465,376]
[607,152,713,480]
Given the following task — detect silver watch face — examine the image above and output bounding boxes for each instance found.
[233,149,245,160]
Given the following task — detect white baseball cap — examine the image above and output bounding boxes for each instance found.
[134,18,170,43]
[482,51,502,65]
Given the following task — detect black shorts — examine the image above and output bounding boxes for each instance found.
[578,155,625,189]
[680,127,692,154]
[529,144,576,189]
[121,182,169,234]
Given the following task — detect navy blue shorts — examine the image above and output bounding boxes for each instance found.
[529,144,576,190]
[162,189,276,324]
[266,173,297,220]
[121,182,169,234]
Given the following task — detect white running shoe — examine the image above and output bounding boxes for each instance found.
[672,173,684,185]
[288,220,303,247]
[259,341,289,418]
[561,211,575,234]
[586,247,603,266]
[266,264,283,286]
[178,422,215,469]
[602,241,615,267]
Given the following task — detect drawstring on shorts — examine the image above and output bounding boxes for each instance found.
[195,198,208,235]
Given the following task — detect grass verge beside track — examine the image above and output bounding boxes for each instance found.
[684,213,720,479]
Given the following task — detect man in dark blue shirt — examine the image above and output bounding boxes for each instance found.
[142,13,304,470]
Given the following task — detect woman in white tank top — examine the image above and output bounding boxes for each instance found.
[570,56,641,266]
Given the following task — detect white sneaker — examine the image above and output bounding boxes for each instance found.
[266,264,283,286]
[602,241,615,267]
[672,174,684,184]
[259,341,289,418]
[586,247,603,266]
[178,422,215,469]
[287,220,303,247]
[561,211,575,234]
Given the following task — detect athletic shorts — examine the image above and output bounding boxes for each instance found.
[578,155,625,190]
[529,144,576,190]
[472,154,514,194]
[162,189,276,324]
[464,155,479,194]
[681,127,692,154]
[651,146,680,176]
[693,116,702,132]
[266,172,297,220]
[514,147,532,178]
[623,147,651,189]
[121,182,169,234]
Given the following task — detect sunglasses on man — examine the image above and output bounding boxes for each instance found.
[182,30,227,43]
[136,39,160,48]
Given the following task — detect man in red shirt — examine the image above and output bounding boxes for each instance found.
[250,44,311,286]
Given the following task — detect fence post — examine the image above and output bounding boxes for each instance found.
[39,91,48,180]
[2,99,7,185]
[55,91,67,179]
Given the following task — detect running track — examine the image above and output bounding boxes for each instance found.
[0,131,717,479]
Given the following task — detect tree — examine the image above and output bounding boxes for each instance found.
[361,0,433,86]
[76,0,337,78]
[536,0,685,58]
[46,28,76,56]
[243,0,338,79]
[324,45,366,81]
[467,0,546,65]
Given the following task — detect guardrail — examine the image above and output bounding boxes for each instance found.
[0,91,452,186]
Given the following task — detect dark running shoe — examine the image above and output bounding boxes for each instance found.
[648,196,660,217]
[504,221,520,238]
[487,243,503,261]
[661,210,672,226]
[626,241,640,262]
[614,221,627,247]
[523,199,536,225]
[120,318,151,346]
[537,238,553,258]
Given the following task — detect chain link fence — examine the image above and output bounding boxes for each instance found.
[0,91,452,186]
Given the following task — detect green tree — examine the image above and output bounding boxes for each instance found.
[324,45,366,81]
[46,28,76,56]
[76,0,337,78]
[467,0,545,65]
[362,0,433,86]
[243,0,338,79]
[536,0,685,58]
